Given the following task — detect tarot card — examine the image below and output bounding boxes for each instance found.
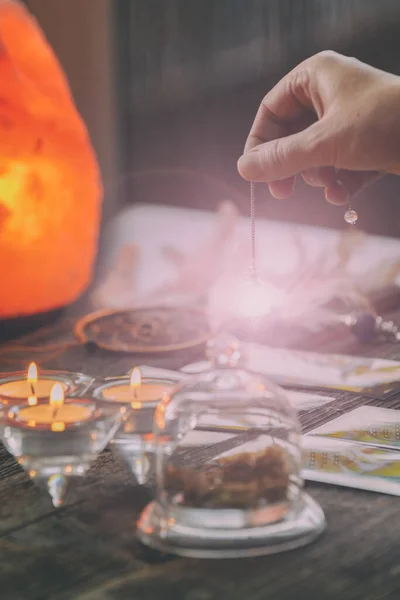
[308,406,400,451]
[302,434,400,496]
[246,344,400,399]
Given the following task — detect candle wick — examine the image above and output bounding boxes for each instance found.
[133,388,138,401]
[53,407,59,419]
[30,383,35,396]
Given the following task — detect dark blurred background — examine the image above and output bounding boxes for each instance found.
[26,0,400,237]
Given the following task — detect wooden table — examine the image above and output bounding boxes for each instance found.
[1,310,400,600]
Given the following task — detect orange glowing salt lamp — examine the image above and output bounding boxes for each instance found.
[0,0,102,318]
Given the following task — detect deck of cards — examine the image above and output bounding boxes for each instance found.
[304,406,400,496]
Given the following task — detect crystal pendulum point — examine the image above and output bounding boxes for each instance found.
[131,453,151,485]
[344,206,358,225]
[46,473,68,507]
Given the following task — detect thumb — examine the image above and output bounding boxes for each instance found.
[238,122,328,182]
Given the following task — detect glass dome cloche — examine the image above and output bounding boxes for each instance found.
[137,335,325,558]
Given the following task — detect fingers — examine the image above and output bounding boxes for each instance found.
[301,166,337,188]
[239,66,330,185]
[325,170,383,204]
[301,166,350,205]
[244,68,314,153]
[238,121,327,182]
[263,167,382,204]
[268,177,295,199]
[301,167,382,204]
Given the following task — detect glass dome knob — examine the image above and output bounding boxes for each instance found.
[206,334,243,369]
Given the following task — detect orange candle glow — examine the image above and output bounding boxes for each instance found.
[0,363,67,400]
[100,368,173,409]
[17,383,93,431]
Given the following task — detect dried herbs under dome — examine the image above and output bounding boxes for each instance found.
[137,335,325,558]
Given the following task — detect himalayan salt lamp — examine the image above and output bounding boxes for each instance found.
[0,0,102,318]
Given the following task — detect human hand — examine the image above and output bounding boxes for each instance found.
[237,51,400,204]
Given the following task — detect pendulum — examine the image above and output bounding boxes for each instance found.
[344,201,358,225]
[233,184,286,321]
[249,181,257,278]
[249,180,266,281]
[233,183,287,321]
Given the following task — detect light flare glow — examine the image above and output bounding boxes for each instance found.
[234,277,287,320]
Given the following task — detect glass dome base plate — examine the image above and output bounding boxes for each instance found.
[137,491,325,559]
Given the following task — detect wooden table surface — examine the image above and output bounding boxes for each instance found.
[1,310,400,600]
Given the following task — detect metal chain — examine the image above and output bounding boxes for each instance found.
[250,182,256,276]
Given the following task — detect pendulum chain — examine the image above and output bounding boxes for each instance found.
[250,182,257,277]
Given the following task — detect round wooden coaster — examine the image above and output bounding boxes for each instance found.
[74,306,211,354]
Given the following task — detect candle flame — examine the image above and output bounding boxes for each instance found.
[27,362,38,383]
[28,395,37,406]
[130,368,141,388]
[50,383,64,409]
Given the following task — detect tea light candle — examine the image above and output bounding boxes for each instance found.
[0,363,68,400]
[100,368,173,409]
[14,383,94,432]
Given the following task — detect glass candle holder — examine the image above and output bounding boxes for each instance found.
[92,367,184,484]
[0,395,126,507]
[0,368,93,405]
[137,336,325,558]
